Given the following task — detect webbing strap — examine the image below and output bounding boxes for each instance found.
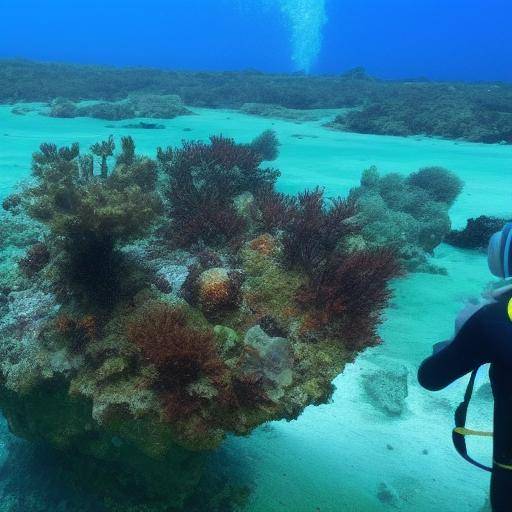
[494,460,512,471]
[453,427,493,438]
[452,367,493,472]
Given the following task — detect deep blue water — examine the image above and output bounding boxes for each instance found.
[1,0,511,81]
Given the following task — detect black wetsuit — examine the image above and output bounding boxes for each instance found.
[418,290,512,512]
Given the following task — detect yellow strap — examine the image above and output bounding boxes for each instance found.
[494,460,512,471]
[508,297,512,321]
[453,427,493,438]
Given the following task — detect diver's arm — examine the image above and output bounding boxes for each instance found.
[418,308,489,391]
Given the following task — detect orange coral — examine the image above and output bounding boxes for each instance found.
[197,268,241,313]
[199,268,231,311]
[55,314,75,335]
[249,234,277,257]
[54,313,98,352]
[80,314,98,340]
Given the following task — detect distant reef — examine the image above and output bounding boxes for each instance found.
[239,102,332,122]
[47,94,192,120]
[1,59,512,144]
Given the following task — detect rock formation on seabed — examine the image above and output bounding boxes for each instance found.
[0,133,405,510]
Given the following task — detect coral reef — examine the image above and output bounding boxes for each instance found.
[0,133,416,510]
[2,59,511,143]
[328,83,512,144]
[47,94,193,121]
[446,215,510,250]
[48,97,78,118]
[240,103,326,122]
[348,166,463,272]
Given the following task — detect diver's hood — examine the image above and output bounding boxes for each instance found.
[488,223,512,279]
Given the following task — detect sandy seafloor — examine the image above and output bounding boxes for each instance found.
[1,104,511,511]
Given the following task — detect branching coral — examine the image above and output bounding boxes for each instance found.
[297,249,402,348]
[160,135,280,247]
[282,188,358,275]
[116,135,135,166]
[25,138,162,309]
[90,135,115,178]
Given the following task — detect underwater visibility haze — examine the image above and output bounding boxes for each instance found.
[0,1,511,511]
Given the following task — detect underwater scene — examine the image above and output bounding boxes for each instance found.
[0,1,511,511]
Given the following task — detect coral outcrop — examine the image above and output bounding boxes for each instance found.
[348,166,463,272]
[47,94,193,121]
[0,133,408,510]
[446,215,510,250]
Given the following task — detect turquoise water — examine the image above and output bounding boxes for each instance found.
[1,105,509,510]
[1,104,511,227]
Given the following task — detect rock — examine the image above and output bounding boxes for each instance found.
[153,274,173,294]
[118,121,166,129]
[258,314,287,338]
[0,380,206,510]
[198,267,241,313]
[74,94,192,121]
[446,216,510,250]
[377,481,400,507]
[18,242,50,278]
[157,263,190,294]
[2,288,58,334]
[240,103,325,122]
[48,97,78,118]
[362,362,409,416]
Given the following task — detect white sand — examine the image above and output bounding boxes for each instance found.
[1,104,511,511]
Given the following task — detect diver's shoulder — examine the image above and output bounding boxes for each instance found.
[476,288,512,322]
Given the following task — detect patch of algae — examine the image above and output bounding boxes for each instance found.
[237,244,306,328]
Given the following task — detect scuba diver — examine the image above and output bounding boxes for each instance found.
[418,223,512,512]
